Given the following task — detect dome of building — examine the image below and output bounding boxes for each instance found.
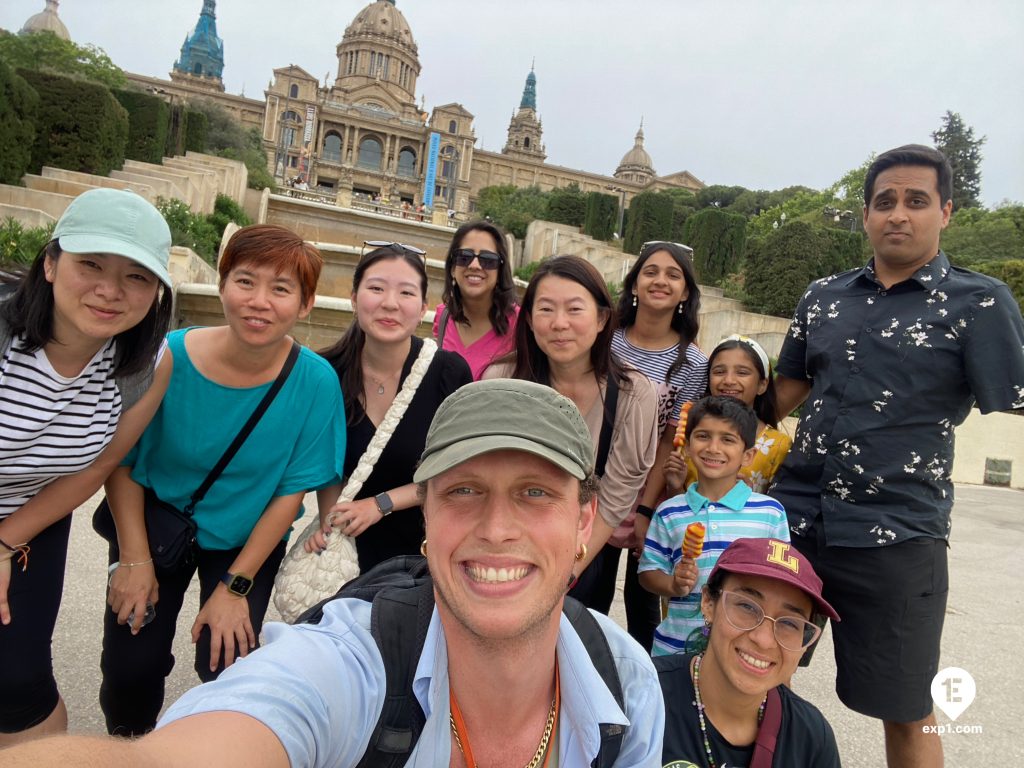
[614,122,655,183]
[20,0,70,40]
[343,0,417,56]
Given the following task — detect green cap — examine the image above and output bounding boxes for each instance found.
[53,189,172,288]
[413,379,595,482]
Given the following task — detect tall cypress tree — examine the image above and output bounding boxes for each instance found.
[932,111,985,210]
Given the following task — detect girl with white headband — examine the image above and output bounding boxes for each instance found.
[665,334,792,495]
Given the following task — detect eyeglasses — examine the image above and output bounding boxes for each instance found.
[362,240,427,262]
[719,590,822,652]
[452,248,503,270]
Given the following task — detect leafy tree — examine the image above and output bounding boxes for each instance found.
[0,217,53,266]
[545,183,586,227]
[624,191,673,254]
[932,111,985,210]
[476,185,550,239]
[681,208,747,284]
[744,221,863,318]
[112,88,169,164]
[0,30,125,88]
[942,204,1024,264]
[696,184,747,209]
[185,98,251,152]
[0,60,39,184]
[208,193,252,240]
[827,156,874,211]
[746,188,832,239]
[19,68,127,176]
[583,192,619,241]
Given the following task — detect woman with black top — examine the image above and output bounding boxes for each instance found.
[312,243,471,572]
[656,538,841,768]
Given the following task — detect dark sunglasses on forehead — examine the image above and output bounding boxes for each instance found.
[452,248,503,270]
[362,240,427,262]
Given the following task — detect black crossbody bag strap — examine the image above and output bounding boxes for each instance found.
[594,374,620,478]
[183,341,300,514]
[436,306,450,348]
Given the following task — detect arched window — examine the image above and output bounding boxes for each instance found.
[193,63,203,75]
[322,132,342,163]
[448,120,457,134]
[524,137,531,148]
[358,136,383,170]
[398,147,416,177]
[289,84,299,98]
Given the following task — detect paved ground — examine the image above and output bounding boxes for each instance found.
[50,483,1020,765]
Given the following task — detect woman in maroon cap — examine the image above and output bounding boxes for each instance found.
[656,537,841,767]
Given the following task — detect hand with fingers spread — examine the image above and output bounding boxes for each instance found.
[192,587,256,672]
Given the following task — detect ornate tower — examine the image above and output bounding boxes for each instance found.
[171,0,225,92]
[614,120,655,184]
[19,0,70,40]
[502,67,546,162]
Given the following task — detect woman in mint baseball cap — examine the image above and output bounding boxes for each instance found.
[656,537,842,767]
[0,188,174,744]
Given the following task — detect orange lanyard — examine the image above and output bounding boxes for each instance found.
[449,663,560,768]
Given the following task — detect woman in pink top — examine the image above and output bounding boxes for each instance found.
[432,221,519,380]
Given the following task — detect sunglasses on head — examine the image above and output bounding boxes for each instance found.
[362,240,427,262]
[452,248,503,270]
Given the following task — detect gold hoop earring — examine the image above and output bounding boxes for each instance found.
[420,539,427,557]
[574,544,587,562]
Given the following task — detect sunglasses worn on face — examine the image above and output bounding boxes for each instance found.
[362,240,427,262]
[719,589,822,652]
[452,248,502,270]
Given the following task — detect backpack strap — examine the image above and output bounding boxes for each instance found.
[594,374,620,478]
[561,596,625,768]
[436,306,450,348]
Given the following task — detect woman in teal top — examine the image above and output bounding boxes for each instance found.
[99,225,346,737]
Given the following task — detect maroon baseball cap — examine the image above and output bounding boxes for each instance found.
[710,538,840,621]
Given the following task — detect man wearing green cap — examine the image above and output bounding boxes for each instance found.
[2,379,664,767]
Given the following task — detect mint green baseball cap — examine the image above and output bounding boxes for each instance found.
[413,379,595,482]
[53,189,172,288]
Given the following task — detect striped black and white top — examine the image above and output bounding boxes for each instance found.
[0,336,121,519]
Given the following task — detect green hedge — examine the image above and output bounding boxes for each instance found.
[744,221,864,318]
[682,208,747,284]
[184,110,208,153]
[0,60,39,184]
[18,68,127,176]
[584,192,619,241]
[112,88,169,164]
[624,192,674,255]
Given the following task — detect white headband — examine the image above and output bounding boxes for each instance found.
[715,334,770,377]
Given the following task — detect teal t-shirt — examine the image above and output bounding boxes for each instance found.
[127,328,346,550]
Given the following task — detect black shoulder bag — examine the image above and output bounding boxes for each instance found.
[93,342,300,572]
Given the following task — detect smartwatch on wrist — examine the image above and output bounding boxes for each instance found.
[374,492,394,517]
[220,572,253,597]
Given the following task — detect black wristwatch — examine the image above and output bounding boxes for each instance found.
[220,572,253,597]
[374,492,394,517]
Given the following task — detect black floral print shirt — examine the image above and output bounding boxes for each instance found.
[771,252,1024,547]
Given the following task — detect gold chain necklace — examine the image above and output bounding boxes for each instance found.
[449,662,560,768]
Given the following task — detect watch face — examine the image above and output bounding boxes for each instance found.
[227,574,253,596]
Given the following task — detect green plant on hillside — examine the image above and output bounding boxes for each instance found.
[0,217,54,266]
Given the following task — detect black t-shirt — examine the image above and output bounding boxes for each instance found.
[656,654,842,768]
[335,336,471,572]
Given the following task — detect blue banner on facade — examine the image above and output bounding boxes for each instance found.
[423,132,441,208]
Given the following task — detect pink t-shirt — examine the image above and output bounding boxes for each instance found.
[432,303,519,381]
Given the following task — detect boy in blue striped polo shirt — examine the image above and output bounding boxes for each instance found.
[638,396,790,656]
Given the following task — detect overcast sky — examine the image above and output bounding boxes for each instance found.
[4,0,1022,207]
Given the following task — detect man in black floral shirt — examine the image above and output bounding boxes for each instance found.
[771,144,1024,767]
